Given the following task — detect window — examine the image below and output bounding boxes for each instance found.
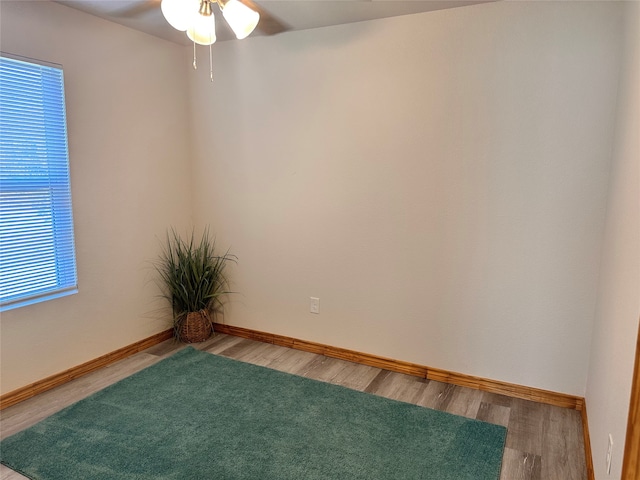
[0,54,78,312]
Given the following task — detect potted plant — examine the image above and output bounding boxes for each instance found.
[155,228,237,343]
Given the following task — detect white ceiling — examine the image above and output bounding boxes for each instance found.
[53,0,497,45]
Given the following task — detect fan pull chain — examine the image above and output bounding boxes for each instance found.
[193,41,197,70]
[209,43,214,82]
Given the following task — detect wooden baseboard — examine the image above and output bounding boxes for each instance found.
[581,400,595,480]
[213,322,585,410]
[1,321,587,412]
[0,329,173,410]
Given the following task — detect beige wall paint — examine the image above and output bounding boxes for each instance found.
[586,2,640,479]
[0,1,193,394]
[0,0,633,412]
[188,1,623,396]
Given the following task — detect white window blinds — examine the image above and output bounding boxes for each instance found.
[0,55,78,311]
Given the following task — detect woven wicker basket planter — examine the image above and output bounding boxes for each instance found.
[178,310,213,343]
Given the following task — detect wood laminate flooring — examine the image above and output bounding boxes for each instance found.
[0,334,588,480]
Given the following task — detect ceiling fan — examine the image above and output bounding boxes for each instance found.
[115,0,289,44]
[114,0,289,80]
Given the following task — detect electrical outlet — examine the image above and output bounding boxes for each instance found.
[310,297,319,314]
[606,434,613,475]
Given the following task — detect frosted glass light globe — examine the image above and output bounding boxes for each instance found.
[161,0,200,32]
[222,0,259,40]
[187,12,217,45]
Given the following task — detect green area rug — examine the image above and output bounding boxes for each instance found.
[1,347,506,479]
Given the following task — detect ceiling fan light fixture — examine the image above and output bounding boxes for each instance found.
[221,0,260,40]
[161,0,200,31]
[187,12,217,45]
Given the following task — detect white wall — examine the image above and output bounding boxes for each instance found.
[586,2,640,478]
[188,1,624,396]
[0,0,632,413]
[0,1,193,395]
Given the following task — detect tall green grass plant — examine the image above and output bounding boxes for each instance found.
[156,228,236,340]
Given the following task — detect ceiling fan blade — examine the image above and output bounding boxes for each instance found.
[111,0,160,18]
[241,0,290,36]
